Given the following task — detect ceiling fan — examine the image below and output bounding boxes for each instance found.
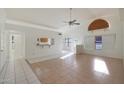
[64,8,80,26]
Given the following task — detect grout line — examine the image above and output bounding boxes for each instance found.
[4,61,15,84]
[0,61,8,78]
[13,60,16,84]
[0,64,7,84]
[14,60,17,84]
[20,60,29,84]
[3,62,9,84]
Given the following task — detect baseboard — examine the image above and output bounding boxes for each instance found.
[77,52,122,61]
[26,51,70,64]
[26,54,60,64]
[83,49,122,59]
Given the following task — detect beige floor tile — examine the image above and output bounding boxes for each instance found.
[31,54,124,84]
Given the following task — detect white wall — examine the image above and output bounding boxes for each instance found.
[0,9,8,72]
[63,26,84,45]
[63,15,123,59]
[25,28,63,59]
[6,24,63,60]
[61,26,83,52]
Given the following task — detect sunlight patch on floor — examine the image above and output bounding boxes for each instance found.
[94,58,109,75]
[60,52,74,59]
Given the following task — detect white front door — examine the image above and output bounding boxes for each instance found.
[9,32,25,60]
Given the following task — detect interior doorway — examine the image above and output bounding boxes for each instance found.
[9,31,25,61]
[63,37,76,53]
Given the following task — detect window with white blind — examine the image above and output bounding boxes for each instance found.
[95,36,102,50]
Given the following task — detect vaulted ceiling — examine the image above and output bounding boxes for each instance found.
[5,8,120,29]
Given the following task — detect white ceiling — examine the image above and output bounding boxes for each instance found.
[5,8,119,29]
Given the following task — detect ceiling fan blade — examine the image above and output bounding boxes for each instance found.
[73,23,80,25]
[71,20,77,23]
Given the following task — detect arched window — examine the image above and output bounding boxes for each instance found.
[88,19,109,31]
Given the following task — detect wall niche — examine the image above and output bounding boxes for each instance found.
[88,19,109,31]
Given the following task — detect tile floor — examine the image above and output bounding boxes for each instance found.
[31,54,124,84]
[0,59,40,84]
